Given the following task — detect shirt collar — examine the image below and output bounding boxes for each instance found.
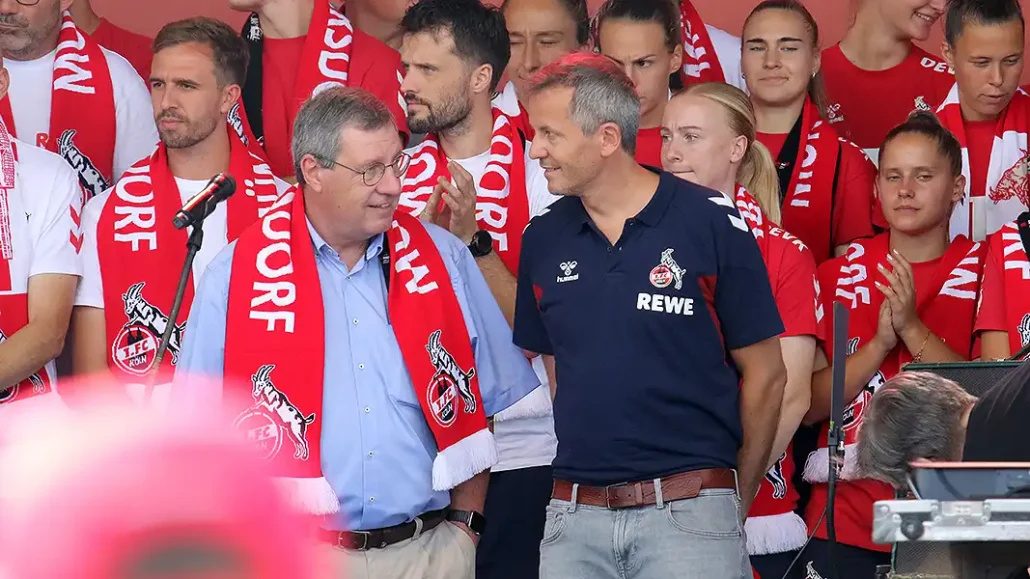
[306,218,385,262]
[573,168,673,230]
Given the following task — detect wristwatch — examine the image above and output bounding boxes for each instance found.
[447,509,487,535]
[467,230,493,258]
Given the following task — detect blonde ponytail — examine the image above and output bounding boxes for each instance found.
[681,82,783,224]
[739,140,782,225]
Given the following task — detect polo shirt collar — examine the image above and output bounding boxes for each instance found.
[573,169,673,229]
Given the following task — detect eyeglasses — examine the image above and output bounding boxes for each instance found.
[328,152,411,186]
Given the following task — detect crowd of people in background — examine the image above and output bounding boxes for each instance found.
[0,0,1027,578]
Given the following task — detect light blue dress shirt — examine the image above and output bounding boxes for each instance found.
[174,219,539,531]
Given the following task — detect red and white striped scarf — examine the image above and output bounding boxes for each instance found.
[988,220,1030,355]
[678,0,726,86]
[937,85,1030,241]
[399,108,530,275]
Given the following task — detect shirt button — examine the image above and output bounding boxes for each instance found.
[369,497,376,503]
[358,363,365,370]
[353,319,359,325]
[364,407,371,413]
[368,451,374,458]
[607,247,612,253]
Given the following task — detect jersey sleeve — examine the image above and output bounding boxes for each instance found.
[709,197,784,349]
[832,142,877,247]
[29,158,83,278]
[974,237,1007,333]
[771,235,820,339]
[512,223,554,355]
[73,189,110,308]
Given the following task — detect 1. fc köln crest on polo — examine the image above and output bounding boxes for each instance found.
[650,248,686,290]
[112,282,186,375]
[425,329,477,427]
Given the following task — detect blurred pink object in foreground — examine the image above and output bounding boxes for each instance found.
[0,375,326,579]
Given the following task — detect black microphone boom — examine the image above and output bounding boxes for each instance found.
[172,173,236,230]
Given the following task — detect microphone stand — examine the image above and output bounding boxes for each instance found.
[826,302,850,579]
[144,221,205,400]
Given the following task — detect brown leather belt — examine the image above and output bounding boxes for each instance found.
[319,508,448,551]
[552,468,737,509]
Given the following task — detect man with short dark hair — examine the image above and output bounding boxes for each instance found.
[515,51,786,579]
[70,17,290,402]
[397,3,560,576]
[174,86,539,579]
[937,0,1026,241]
[0,0,156,201]
[857,364,1030,488]
[231,0,408,179]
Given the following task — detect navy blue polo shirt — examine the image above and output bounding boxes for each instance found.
[513,171,784,486]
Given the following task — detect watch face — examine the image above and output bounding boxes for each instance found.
[473,232,492,255]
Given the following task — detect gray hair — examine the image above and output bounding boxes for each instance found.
[525,51,640,155]
[857,372,977,487]
[291,87,396,185]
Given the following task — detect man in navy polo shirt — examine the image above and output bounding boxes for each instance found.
[514,51,788,578]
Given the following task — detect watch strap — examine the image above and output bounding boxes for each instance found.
[446,509,486,534]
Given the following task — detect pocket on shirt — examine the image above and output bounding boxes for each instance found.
[664,490,742,538]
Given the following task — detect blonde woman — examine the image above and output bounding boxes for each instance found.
[661,82,820,579]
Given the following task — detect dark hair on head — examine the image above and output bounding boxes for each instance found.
[594,0,680,51]
[744,0,829,116]
[500,0,591,46]
[152,17,250,87]
[879,111,964,177]
[945,0,1025,47]
[401,0,511,92]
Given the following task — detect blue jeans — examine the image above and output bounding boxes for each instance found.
[540,488,751,579]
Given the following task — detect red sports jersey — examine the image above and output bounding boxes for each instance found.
[976,222,1030,353]
[635,126,663,168]
[821,44,954,161]
[754,132,877,262]
[89,19,153,81]
[806,235,984,551]
[261,28,407,177]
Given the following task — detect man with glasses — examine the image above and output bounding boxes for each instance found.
[174,86,538,579]
[397,2,560,577]
[70,18,289,399]
[0,0,156,202]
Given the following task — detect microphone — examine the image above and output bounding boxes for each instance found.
[173,173,236,230]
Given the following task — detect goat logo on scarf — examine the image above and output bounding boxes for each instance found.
[841,337,887,432]
[111,282,185,376]
[425,329,477,427]
[1020,313,1030,347]
[765,452,789,500]
[233,364,316,461]
[989,149,1030,207]
[0,329,45,404]
[57,129,108,200]
[227,103,249,147]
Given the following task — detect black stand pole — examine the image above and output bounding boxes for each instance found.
[144,223,204,399]
[826,302,850,579]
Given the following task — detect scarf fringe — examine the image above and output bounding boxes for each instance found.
[494,385,552,423]
[273,476,339,515]
[802,443,861,484]
[744,512,809,556]
[432,428,497,491]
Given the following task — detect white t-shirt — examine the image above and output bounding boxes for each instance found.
[446,142,561,473]
[75,174,291,309]
[6,47,158,189]
[1,139,83,392]
[706,25,746,91]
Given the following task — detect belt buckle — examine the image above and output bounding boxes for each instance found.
[604,484,618,509]
[343,531,370,551]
